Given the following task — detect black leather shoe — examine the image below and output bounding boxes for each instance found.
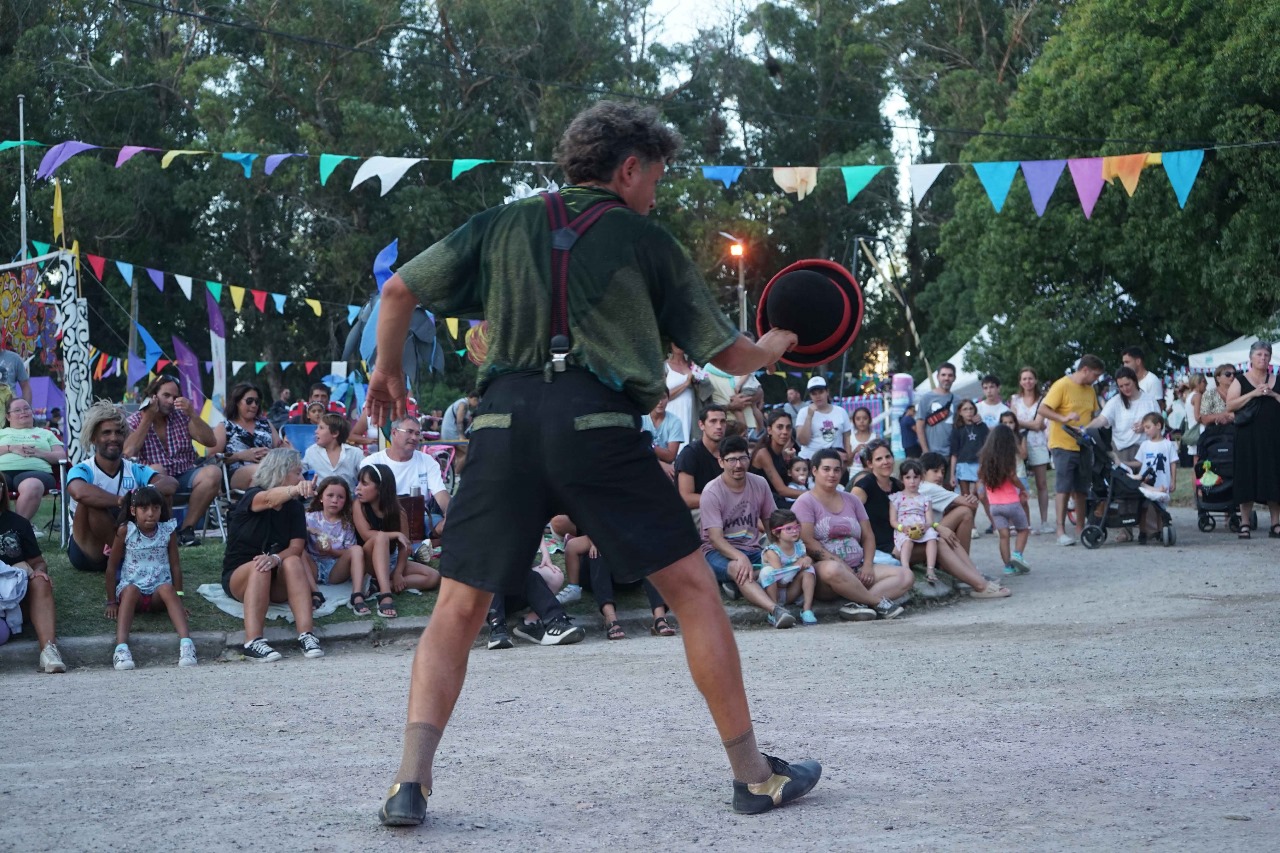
[379,782,429,826]
[731,754,822,815]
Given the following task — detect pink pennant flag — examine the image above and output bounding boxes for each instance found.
[251,290,268,312]
[1068,158,1105,219]
[86,253,107,281]
[116,146,160,168]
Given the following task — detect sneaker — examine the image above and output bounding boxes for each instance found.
[1009,552,1032,574]
[1057,533,1076,546]
[512,620,546,644]
[379,782,429,826]
[984,525,995,535]
[540,615,586,646]
[837,602,876,622]
[1039,522,1056,535]
[971,528,982,539]
[243,637,282,663]
[1003,564,1018,575]
[34,528,46,539]
[178,638,198,667]
[176,526,200,547]
[720,580,741,601]
[875,598,904,620]
[486,614,513,650]
[731,753,822,815]
[38,642,66,673]
[554,583,582,605]
[298,632,324,658]
[410,541,436,564]
[800,609,817,625]
[112,644,135,671]
[767,606,796,629]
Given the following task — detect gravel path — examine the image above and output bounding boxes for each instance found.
[3,506,1277,851]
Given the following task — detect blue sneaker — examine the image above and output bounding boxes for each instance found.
[800,609,817,625]
[1009,552,1032,574]
[1003,564,1018,575]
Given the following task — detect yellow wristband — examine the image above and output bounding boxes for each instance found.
[175,590,185,597]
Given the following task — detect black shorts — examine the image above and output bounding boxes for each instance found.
[439,369,701,595]
[2,470,56,492]
[68,536,107,572]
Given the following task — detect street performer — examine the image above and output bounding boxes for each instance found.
[366,101,821,827]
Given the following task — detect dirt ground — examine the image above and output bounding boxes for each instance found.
[3,505,1277,852]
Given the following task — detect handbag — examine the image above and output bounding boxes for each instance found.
[1179,421,1201,448]
[1233,399,1259,428]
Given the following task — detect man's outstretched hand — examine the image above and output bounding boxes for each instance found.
[365,365,407,428]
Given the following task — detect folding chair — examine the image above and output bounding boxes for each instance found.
[281,424,317,455]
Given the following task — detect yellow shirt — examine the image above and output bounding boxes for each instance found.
[1042,376,1100,452]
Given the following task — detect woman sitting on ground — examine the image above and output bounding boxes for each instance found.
[750,410,805,508]
[0,486,64,672]
[221,448,323,663]
[214,382,282,491]
[0,397,65,522]
[303,413,364,489]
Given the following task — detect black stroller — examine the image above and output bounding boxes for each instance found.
[1068,427,1176,549]
[1193,427,1257,533]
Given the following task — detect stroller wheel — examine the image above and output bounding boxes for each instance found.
[1228,515,1241,534]
[1081,526,1105,550]
[1198,515,1215,533]
[1162,525,1177,547]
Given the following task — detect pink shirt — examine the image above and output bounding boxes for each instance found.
[987,479,1019,505]
[793,490,870,569]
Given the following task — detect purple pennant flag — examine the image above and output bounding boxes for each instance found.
[1020,160,1066,217]
[1068,158,1105,219]
[126,351,147,387]
[146,268,165,291]
[36,141,101,179]
[171,334,205,412]
[206,288,225,337]
[264,153,303,175]
[116,146,160,168]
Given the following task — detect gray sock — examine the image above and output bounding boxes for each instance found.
[723,727,771,784]
[394,722,444,787]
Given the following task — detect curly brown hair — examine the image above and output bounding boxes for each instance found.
[554,101,683,184]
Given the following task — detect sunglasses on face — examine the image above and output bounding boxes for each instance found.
[772,523,800,534]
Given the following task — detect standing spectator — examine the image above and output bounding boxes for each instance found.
[1122,346,1164,412]
[303,412,364,488]
[213,382,284,493]
[1192,368,1233,435]
[1085,366,1158,463]
[641,389,684,476]
[675,404,728,513]
[795,377,852,461]
[267,388,292,431]
[782,386,802,421]
[288,382,346,423]
[123,376,221,548]
[663,344,697,452]
[363,416,451,543]
[704,365,763,439]
[440,390,479,441]
[899,404,921,458]
[1225,340,1279,538]
[847,406,876,479]
[0,346,30,402]
[914,362,958,457]
[1038,355,1104,546]
[0,397,64,522]
[948,400,989,503]
[975,375,1010,428]
[0,487,63,672]
[1010,367,1052,533]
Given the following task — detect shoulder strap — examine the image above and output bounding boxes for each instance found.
[542,191,625,347]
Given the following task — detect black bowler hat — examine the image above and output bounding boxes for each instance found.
[755,259,864,368]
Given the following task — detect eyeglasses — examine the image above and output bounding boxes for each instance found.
[8,405,32,413]
[772,523,800,534]
[722,455,751,465]
[394,427,422,438]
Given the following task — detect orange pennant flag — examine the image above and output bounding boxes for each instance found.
[1102,153,1149,197]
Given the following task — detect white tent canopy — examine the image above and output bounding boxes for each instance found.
[915,324,992,401]
[1187,335,1278,371]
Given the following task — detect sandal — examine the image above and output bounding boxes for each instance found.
[650,616,677,637]
[971,581,1012,599]
[1238,526,1251,539]
[1270,525,1280,539]
[311,591,326,611]
[376,593,398,619]
[925,569,938,585]
[605,620,626,640]
[348,592,371,617]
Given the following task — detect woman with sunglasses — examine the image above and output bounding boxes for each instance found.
[214,383,283,491]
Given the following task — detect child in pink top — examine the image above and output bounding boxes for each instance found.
[888,459,940,582]
[979,425,1032,575]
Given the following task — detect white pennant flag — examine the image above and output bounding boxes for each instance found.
[330,361,349,379]
[350,156,423,196]
[174,274,193,300]
[909,163,948,208]
[231,360,246,375]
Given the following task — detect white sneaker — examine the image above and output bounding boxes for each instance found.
[178,639,198,667]
[39,642,66,673]
[1039,523,1056,535]
[837,602,876,622]
[34,529,47,539]
[554,583,582,605]
[1057,534,1076,546]
[970,528,982,539]
[113,644,135,671]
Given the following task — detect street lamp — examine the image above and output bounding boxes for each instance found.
[719,232,747,330]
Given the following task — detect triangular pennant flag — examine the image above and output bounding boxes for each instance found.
[350,156,423,196]
[53,180,64,241]
[839,165,884,204]
[206,281,222,302]
[271,292,286,313]
[0,139,44,151]
[374,238,398,291]
[451,159,493,179]
[156,358,171,371]
[330,361,348,379]
[115,146,159,167]
[146,268,165,291]
[221,152,258,178]
[115,260,134,286]
[701,165,745,188]
[972,161,1020,213]
[254,361,268,373]
[1020,159,1067,217]
[305,361,319,375]
[93,352,108,380]
[36,141,100,179]
[305,298,322,316]
[772,166,819,200]
[468,319,481,328]
[127,351,147,386]
[230,285,246,311]
[174,274,193,299]
[1068,158,1105,219]
[319,154,356,186]
[160,149,207,169]
[86,254,107,281]
[232,360,246,375]
[1162,149,1204,208]
[280,361,292,371]
[908,163,947,207]
[346,304,361,324]
[31,240,52,257]
[1102,153,1148,197]
[203,361,212,373]
[456,349,467,357]
[137,324,165,370]
[264,153,303,175]
[446,318,460,338]
[251,290,268,312]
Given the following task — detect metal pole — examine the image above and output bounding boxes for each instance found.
[737,256,746,331]
[18,95,29,260]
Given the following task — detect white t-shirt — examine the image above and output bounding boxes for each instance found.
[1137,371,1163,405]
[795,404,852,459]
[362,450,446,498]
[66,457,159,516]
[1136,438,1176,493]
[976,399,1011,430]
[919,481,959,515]
[1098,393,1159,451]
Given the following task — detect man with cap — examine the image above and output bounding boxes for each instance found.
[795,376,852,461]
[366,101,820,828]
[915,362,958,464]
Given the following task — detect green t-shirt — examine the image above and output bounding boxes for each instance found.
[397,186,738,411]
[0,427,60,474]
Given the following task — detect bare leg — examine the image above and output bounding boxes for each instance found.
[1071,491,1087,536]
[364,538,394,592]
[898,539,914,570]
[15,479,45,520]
[813,561,880,606]
[181,466,224,534]
[405,579,494,728]
[1055,492,1070,537]
[941,503,976,555]
[1031,464,1050,526]
[923,540,938,573]
[998,529,1011,566]
[154,584,191,638]
[115,585,140,645]
[400,562,441,591]
[936,539,997,590]
[1239,500,1254,531]
[280,555,314,634]
[17,564,56,647]
[800,572,815,610]
[229,563,272,639]
[1015,526,1030,555]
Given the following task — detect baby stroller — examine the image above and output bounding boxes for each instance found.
[1193,427,1257,533]
[1068,427,1176,549]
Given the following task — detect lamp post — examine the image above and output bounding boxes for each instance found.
[719,232,747,330]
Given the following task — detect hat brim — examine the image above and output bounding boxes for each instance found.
[756,259,864,368]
